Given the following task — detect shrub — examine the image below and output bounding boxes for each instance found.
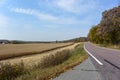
[0,62,27,80]
[36,50,70,68]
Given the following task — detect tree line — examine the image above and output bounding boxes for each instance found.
[88,6,120,45]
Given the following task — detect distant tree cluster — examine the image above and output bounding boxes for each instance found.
[63,37,88,43]
[88,6,120,45]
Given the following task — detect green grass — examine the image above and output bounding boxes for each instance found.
[0,43,88,80]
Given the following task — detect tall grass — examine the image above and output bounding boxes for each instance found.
[0,43,88,80]
[0,62,27,80]
[15,43,88,80]
[34,50,70,68]
[0,50,71,80]
[97,43,120,50]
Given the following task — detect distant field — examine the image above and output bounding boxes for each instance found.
[0,43,73,60]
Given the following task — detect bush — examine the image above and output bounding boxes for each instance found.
[36,50,70,68]
[0,62,27,80]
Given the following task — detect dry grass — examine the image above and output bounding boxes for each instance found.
[94,43,120,50]
[106,45,120,49]
[35,50,70,68]
[0,43,88,80]
[0,62,27,80]
[0,43,73,60]
[15,43,88,80]
[0,49,71,80]
[1,43,78,68]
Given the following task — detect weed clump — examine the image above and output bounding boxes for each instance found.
[0,62,27,80]
[36,50,70,68]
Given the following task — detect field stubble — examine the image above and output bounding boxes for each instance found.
[0,43,73,60]
[0,43,88,80]
[0,43,77,66]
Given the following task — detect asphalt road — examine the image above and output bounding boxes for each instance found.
[84,42,120,80]
[54,58,101,80]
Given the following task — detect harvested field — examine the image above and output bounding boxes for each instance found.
[0,43,73,60]
[0,43,88,80]
[0,43,78,67]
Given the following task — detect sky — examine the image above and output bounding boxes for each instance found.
[0,0,119,41]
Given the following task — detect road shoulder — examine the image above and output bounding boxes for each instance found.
[54,58,101,80]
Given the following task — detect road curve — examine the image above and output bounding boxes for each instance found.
[84,42,120,80]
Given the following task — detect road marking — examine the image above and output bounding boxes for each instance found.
[104,59,120,70]
[84,44,103,65]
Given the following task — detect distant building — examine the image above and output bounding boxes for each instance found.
[0,40,9,44]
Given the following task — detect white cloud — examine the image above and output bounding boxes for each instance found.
[10,7,82,25]
[11,8,33,14]
[11,8,58,21]
[53,0,76,12]
[54,0,75,10]
[51,0,98,14]
[10,6,97,28]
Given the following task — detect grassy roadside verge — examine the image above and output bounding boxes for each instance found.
[95,43,120,50]
[15,43,88,80]
[0,43,88,80]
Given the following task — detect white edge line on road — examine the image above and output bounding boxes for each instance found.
[84,44,103,65]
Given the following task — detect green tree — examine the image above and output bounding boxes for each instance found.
[88,6,120,45]
[88,25,100,43]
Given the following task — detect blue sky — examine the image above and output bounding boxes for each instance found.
[0,0,119,41]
